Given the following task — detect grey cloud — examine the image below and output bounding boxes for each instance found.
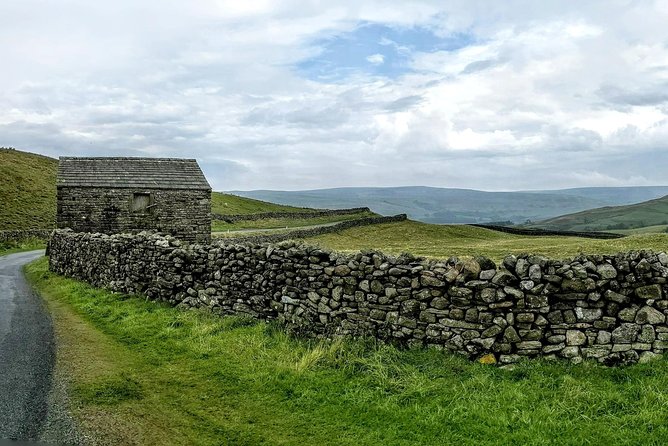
[242,103,351,128]
[461,59,497,74]
[597,84,668,106]
[83,104,193,126]
[199,158,251,190]
[2,1,668,191]
[6,95,52,115]
[0,121,77,154]
[541,127,602,152]
[384,95,424,111]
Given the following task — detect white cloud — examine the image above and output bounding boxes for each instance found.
[366,53,385,65]
[1,0,668,191]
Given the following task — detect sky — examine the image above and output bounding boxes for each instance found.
[1,0,668,191]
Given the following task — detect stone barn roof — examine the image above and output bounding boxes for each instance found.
[57,157,211,190]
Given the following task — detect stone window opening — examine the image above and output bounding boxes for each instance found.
[131,192,152,213]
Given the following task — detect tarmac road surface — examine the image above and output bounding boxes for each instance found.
[0,250,82,444]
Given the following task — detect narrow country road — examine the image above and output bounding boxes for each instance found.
[0,250,73,443]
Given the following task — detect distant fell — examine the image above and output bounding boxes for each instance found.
[524,186,668,204]
[229,186,668,224]
[531,195,668,232]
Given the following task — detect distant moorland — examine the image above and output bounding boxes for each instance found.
[231,186,668,225]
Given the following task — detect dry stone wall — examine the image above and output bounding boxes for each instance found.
[48,229,668,365]
[470,224,623,240]
[213,207,371,222]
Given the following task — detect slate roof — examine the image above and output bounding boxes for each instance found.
[57,157,211,190]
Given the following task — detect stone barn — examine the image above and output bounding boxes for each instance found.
[56,157,211,243]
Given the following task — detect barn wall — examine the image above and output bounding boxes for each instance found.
[56,187,211,242]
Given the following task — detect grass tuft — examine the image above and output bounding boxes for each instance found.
[75,374,144,406]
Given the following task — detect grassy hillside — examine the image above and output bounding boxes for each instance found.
[211,192,316,215]
[532,195,668,232]
[0,148,57,229]
[310,220,668,262]
[27,257,668,445]
[0,148,316,229]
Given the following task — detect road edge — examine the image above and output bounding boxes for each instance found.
[22,257,91,446]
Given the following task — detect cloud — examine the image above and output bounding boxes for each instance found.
[366,53,385,65]
[383,95,424,111]
[1,0,668,191]
[597,83,668,106]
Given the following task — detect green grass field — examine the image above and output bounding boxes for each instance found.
[25,257,668,445]
[533,195,668,232]
[0,148,57,229]
[310,220,668,262]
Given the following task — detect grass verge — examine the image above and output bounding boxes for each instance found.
[311,221,668,262]
[26,257,668,445]
[0,237,46,256]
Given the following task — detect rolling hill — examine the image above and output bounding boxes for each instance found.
[526,186,668,203]
[0,148,317,230]
[0,148,58,229]
[230,186,668,224]
[531,195,668,232]
[211,192,315,215]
